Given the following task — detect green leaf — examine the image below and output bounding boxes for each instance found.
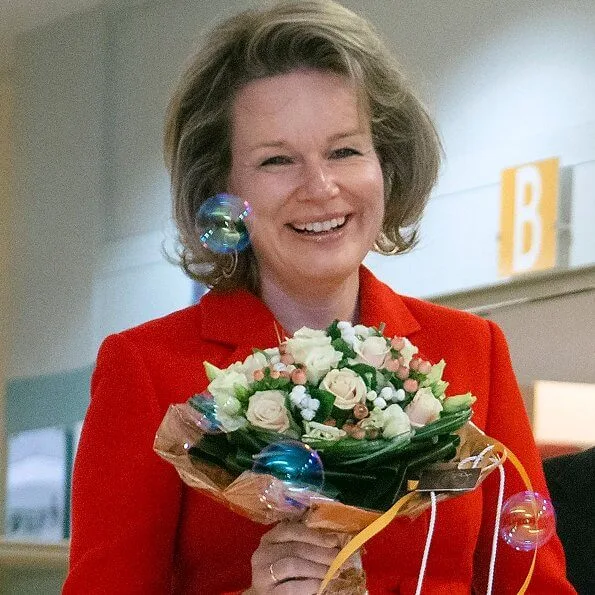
[203,361,222,382]
[308,387,336,423]
[412,408,472,440]
[249,369,291,393]
[431,380,450,398]
[331,337,356,359]
[442,393,476,413]
[233,384,251,402]
[330,433,412,467]
[327,319,341,341]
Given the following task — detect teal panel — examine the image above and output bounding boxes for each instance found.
[6,366,93,434]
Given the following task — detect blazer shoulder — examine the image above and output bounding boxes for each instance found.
[114,303,204,348]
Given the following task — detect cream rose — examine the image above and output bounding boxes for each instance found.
[405,387,443,427]
[246,390,290,432]
[320,368,367,410]
[207,369,249,401]
[240,352,268,378]
[285,328,342,383]
[353,335,391,368]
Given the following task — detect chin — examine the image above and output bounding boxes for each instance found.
[292,258,360,284]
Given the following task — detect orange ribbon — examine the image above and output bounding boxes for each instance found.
[318,443,537,595]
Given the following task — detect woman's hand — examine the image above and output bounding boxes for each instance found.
[246,521,341,594]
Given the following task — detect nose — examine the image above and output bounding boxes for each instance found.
[300,160,339,200]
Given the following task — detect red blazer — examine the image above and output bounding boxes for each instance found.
[64,268,575,594]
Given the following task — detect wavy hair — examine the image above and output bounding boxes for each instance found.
[164,0,442,290]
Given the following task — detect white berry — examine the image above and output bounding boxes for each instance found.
[301,409,315,421]
[380,387,393,400]
[291,385,306,396]
[373,397,387,409]
[308,398,320,411]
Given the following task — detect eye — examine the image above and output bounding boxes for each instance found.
[330,147,362,159]
[260,155,293,166]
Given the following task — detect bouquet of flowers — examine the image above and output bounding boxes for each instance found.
[154,321,500,593]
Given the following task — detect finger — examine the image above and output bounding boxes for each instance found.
[262,522,341,548]
[273,578,321,595]
[254,541,340,569]
[266,542,340,567]
[272,556,330,582]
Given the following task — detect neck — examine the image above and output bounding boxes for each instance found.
[258,268,360,335]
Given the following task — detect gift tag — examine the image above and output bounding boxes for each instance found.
[415,466,481,492]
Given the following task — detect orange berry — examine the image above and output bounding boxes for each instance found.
[353,403,369,420]
[280,353,294,365]
[351,427,366,440]
[291,369,307,385]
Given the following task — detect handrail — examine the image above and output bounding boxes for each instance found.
[0,538,69,568]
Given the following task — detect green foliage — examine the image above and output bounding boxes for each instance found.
[413,408,472,439]
[308,386,336,423]
[245,368,291,396]
[233,385,252,404]
[331,337,356,360]
[327,319,341,341]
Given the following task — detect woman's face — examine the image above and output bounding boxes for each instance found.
[227,68,385,291]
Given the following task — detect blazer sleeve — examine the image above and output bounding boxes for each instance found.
[472,321,576,594]
[63,333,183,594]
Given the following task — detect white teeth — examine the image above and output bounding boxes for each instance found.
[293,216,346,232]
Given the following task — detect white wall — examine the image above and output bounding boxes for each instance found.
[0,69,15,534]
[9,11,107,378]
[6,0,595,385]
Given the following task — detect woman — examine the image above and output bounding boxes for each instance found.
[64,2,575,594]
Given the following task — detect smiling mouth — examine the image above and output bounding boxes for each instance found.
[289,215,348,234]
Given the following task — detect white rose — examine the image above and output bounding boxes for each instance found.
[285,328,331,361]
[399,337,419,367]
[382,404,412,438]
[353,324,372,337]
[285,327,342,383]
[405,387,443,427]
[240,352,268,378]
[302,421,347,442]
[246,390,290,432]
[208,369,249,401]
[359,407,385,429]
[353,336,391,368]
[320,368,367,410]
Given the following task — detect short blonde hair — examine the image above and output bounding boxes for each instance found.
[164,0,442,290]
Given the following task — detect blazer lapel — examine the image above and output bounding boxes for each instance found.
[198,266,421,358]
[199,288,283,357]
[359,266,421,338]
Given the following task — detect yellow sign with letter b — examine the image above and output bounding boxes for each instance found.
[499,157,559,277]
